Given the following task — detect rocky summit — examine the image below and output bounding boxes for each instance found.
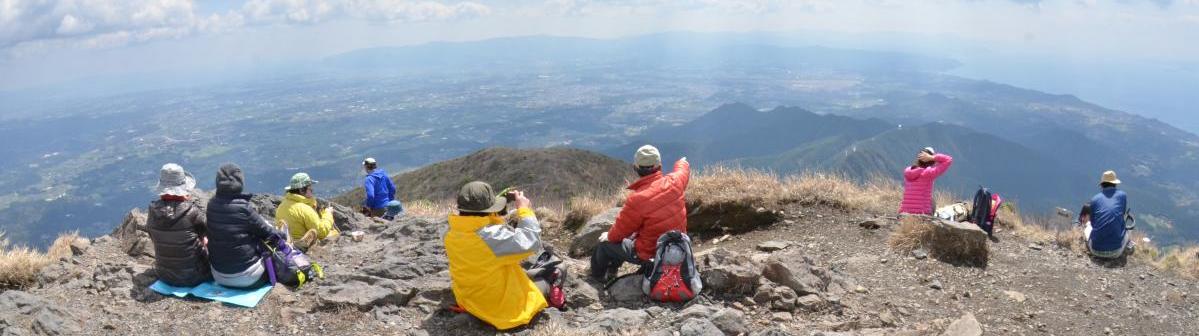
[2,189,1198,336]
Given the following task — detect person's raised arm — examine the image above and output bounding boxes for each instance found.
[922,154,954,179]
[477,191,541,263]
[671,157,691,187]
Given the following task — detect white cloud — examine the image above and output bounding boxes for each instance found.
[0,0,491,57]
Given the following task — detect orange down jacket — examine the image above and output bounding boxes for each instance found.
[607,158,691,261]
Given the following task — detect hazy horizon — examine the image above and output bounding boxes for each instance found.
[3,0,1198,132]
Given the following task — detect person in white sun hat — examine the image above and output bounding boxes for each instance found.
[146,163,211,287]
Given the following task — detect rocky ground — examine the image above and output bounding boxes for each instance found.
[1,196,1197,336]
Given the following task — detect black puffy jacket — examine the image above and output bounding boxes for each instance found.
[147,198,210,286]
[206,164,283,274]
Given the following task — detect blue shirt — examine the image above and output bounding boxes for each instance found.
[363,169,397,209]
[1089,187,1128,252]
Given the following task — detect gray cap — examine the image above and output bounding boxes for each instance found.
[457,181,508,213]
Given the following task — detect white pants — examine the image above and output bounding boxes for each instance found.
[212,258,265,288]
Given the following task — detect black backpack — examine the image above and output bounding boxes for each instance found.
[971,187,996,236]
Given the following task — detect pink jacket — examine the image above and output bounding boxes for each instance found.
[899,154,953,215]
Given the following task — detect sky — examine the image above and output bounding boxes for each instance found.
[1,0,1198,129]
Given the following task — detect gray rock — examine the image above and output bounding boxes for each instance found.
[316,276,417,312]
[125,236,154,258]
[608,274,645,303]
[762,254,826,296]
[680,318,723,336]
[912,249,928,260]
[753,280,776,305]
[756,241,790,252]
[930,280,943,290]
[565,276,600,309]
[700,248,760,296]
[753,327,796,336]
[679,304,719,320]
[68,238,90,256]
[770,286,797,311]
[940,313,982,336]
[796,294,825,311]
[569,207,622,257]
[111,208,147,240]
[31,309,79,336]
[589,308,649,334]
[711,308,749,336]
[770,312,793,322]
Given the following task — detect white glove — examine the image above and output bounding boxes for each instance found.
[598,232,609,243]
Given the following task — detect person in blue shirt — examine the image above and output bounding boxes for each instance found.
[1084,170,1134,259]
[362,157,404,220]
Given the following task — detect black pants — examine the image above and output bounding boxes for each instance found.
[590,239,649,278]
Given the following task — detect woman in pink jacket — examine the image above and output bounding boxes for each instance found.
[899,147,953,215]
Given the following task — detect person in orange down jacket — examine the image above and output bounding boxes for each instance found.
[590,144,690,282]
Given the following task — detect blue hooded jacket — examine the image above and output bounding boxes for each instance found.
[364,168,397,209]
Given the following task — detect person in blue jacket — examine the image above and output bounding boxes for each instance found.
[1085,170,1135,259]
[362,157,403,220]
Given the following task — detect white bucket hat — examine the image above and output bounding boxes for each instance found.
[155,163,196,196]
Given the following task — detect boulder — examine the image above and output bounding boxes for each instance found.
[608,274,645,303]
[570,207,622,257]
[680,318,724,336]
[902,218,989,266]
[711,308,749,336]
[686,201,784,234]
[315,276,417,312]
[700,248,760,296]
[589,308,649,334]
[762,254,826,296]
[941,313,982,336]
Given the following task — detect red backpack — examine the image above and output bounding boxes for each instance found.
[642,231,702,302]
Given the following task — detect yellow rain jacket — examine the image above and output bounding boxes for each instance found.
[445,208,546,330]
[276,193,339,242]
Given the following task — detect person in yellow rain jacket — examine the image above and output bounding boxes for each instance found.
[445,181,546,330]
[276,173,338,248]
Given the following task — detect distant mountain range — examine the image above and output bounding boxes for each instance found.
[607,102,1192,242]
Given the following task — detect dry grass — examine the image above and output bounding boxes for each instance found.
[687,167,903,215]
[887,216,936,252]
[404,200,456,218]
[786,173,902,214]
[0,231,78,289]
[1153,246,1199,279]
[563,194,619,232]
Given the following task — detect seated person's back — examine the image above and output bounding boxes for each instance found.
[207,163,284,288]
